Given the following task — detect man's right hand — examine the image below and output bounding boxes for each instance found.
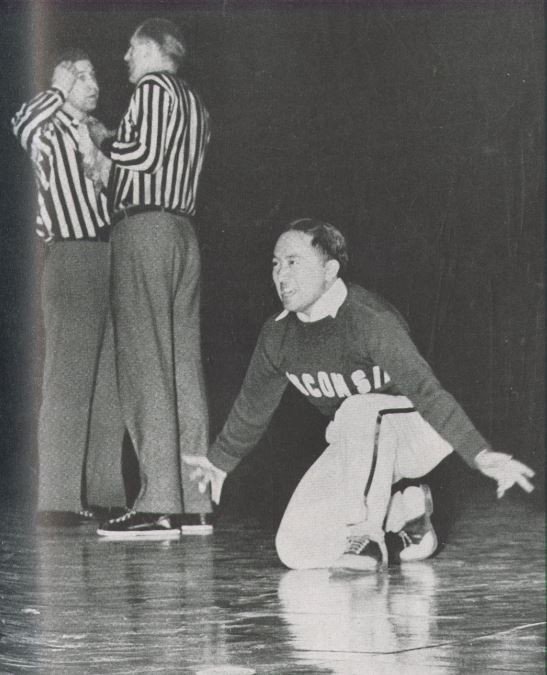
[182,455,227,505]
[86,118,116,149]
[51,61,78,96]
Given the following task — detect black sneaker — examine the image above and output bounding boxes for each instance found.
[96,510,181,540]
[36,510,96,527]
[88,506,129,523]
[179,513,214,536]
[330,535,388,572]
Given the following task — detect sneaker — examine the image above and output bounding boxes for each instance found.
[36,510,96,527]
[398,485,437,562]
[96,510,181,540]
[88,506,128,522]
[330,535,388,572]
[179,513,214,535]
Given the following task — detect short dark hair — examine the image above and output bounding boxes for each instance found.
[52,48,91,74]
[283,218,349,276]
[135,18,186,69]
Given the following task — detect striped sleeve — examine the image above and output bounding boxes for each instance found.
[11,88,65,152]
[109,78,170,173]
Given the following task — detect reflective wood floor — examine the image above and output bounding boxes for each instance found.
[0,494,544,674]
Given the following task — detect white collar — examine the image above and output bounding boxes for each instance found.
[275,278,348,322]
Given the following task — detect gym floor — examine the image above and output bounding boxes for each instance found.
[0,492,544,674]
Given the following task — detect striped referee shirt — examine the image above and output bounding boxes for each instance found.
[11,88,110,242]
[109,71,210,218]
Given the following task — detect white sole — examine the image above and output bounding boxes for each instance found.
[180,525,213,535]
[330,557,381,572]
[400,529,438,562]
[96,528,181,540]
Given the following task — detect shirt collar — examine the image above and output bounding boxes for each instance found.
[57,109,83,130]
[275,278,348,323]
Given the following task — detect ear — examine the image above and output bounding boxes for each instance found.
[325,258,340,281]
[146,39,163,60]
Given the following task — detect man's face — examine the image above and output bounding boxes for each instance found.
[124,33,154,84]
[272,231,336,317]
[65,60,99,113]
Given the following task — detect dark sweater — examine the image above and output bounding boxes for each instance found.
[209,284,488,472]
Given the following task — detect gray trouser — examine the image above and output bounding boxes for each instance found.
[111,211,212,514]
[37,242,126,512]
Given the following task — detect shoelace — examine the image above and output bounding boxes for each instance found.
[399,530,413,548]
[344,536,371,554]
[108,509,136,524]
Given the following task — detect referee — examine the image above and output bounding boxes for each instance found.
[97,19,213,538]
[11,50,126,525]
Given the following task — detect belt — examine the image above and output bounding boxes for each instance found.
[96,227,111,242]
[111,205,188,226]
[49,228,111,243]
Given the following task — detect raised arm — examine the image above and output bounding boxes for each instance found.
[11,61,77,151]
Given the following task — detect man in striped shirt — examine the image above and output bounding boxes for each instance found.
[96,19,213,538]
[12,49,126,526]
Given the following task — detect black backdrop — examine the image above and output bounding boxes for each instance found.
[0,0,544,520]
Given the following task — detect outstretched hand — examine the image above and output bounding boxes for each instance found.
[182,455,227,505]
[475,450,535,498]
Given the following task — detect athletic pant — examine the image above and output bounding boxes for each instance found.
[110,211,212,514]
[275,394,452,569]
[37,242,125,512]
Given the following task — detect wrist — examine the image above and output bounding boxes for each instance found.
[99,137,114,155]
[214,464,227,479]
[206,457,226,477]
[474,449,513,468]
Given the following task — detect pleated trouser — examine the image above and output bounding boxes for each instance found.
[110,211,212,515]
[37,241,126,512]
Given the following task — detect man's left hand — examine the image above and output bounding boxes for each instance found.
[475,449,535,498]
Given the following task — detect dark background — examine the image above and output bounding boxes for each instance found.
[0,0,544,525]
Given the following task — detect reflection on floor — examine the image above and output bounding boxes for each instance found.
[0,494,544,674]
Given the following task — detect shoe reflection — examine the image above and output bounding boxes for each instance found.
[34,534,227,672]
[278,563,438,670]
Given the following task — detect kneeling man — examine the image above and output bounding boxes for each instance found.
[185,218,534,571]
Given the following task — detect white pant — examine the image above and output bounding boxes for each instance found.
[275,394,452,569]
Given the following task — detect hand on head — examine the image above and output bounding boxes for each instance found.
[52,60,78,96]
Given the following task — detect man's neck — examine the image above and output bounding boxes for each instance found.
[141,62,177,79]
[297,278,348,323]
[61,101,87,122]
